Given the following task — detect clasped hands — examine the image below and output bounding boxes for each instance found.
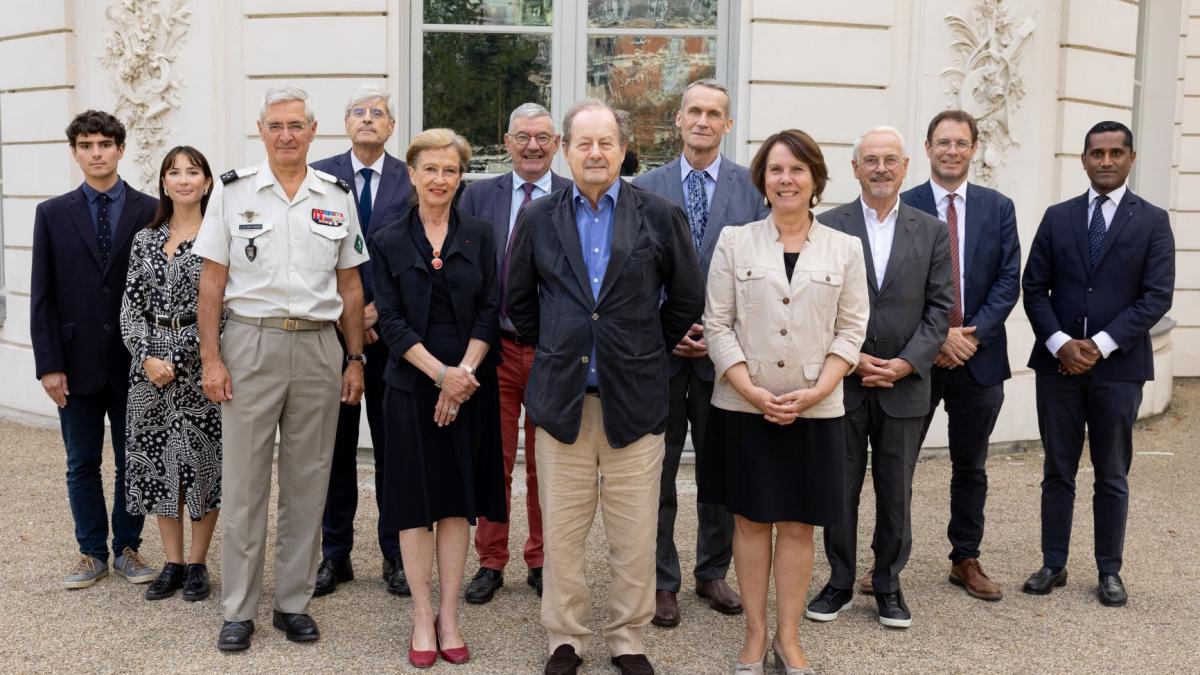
[1056,338,1101,375]
[745,386,825,426]
[672,323,707,358]
[857,353,914,387]
[934,326,979,369]
[434,365,479,427]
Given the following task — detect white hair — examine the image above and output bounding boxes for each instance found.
[260,86,315,124]
[344,85,394,119]
[852,125,909,162]
[508,102,554,132]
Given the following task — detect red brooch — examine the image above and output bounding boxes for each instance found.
[431,248,443,270]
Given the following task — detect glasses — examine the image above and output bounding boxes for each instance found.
[933,139,973,151]
[510,133,554,147]
[860,155,901,170]
[264,122,308,134]
[349,107,389,120]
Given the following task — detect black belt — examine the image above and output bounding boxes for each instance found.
[500,329,534,346]
[147,312,196,329]
[585,386,600,395]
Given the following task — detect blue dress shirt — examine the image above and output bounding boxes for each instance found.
[80,179,127,235]
[573,179,620,388]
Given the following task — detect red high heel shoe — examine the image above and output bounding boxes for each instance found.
[408,623,437,669]
[435,615,470,665]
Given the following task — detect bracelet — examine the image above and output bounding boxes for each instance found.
[435,364,448,389]
[459,363,475,375]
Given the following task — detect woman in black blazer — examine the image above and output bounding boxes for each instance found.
[369,128,505,668]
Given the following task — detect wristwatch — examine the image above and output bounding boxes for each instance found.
[460,363,476,375]
[346,354,367,365]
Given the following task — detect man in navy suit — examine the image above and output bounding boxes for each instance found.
[1021,121,1174,607]
[898,110,1020,601]
[31,110,159,589]
[632,79,768,626]
[457,102,571,604]
[309,85,412,598]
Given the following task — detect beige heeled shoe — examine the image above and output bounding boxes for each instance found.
[733,648,769,674]
[771,636,815,674]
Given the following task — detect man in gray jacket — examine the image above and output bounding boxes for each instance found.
[632,79,768,627]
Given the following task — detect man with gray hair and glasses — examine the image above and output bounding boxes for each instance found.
[195,86,368,651]
[309,84,412,600]
[457,102,572,605]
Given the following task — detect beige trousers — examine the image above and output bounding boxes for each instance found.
[536,394,665,657]
[219,320,341,621]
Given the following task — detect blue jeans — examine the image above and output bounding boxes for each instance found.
[59,383,144,561]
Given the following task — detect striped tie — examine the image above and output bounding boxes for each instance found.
[946,194,963,327]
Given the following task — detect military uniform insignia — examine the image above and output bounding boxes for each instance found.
[336,178,351,193]
[311,209,345,226]
[221,166,258,185]
[239,209,258,222]
[355,234,363,254]
[245,239,258,262]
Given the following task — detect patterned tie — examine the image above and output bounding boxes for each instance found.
[358,168,373,236]
[685,169,709,255]
[1089,194,1108,267]
[96,193,113,268]
[500,182,537,318]
[946,194,963,327]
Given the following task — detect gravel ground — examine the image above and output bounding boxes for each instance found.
[1,382,1198,674]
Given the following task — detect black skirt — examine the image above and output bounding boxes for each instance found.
[698,406,846,526]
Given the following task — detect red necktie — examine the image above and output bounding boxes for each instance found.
[500,182,537,318]
[946,194,963,327]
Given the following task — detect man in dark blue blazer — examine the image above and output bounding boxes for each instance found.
[1021,121,1174,607]
[309,85,412,598]
[31,110,159,589]
[457,102,572,605]
[899,110,1020,602]
[632,79,768,626]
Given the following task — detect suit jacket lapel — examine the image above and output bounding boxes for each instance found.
[963,184,983,281]
[596,181,638,305]
[1093,190,1138,270]
[664,158,687,208]
[67,188,103,269]
[106,188,145,275]
[843,199,879,292]
[699,157,736,262]
[493,173,515,268]
[369,154,405,232]
[1069,192,1091,275]
[553,191,593,300]
[878,204,917,296]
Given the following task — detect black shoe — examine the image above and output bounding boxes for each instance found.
[875,589,912,628]
[314,557,353,597]
[1022,566,1068,595]
[610,653,654,675]
[465,567,504,604]
[144,562,185,600]
[182,563,211,602]
[544,644,583,675]
[272,610,320,642]
[527,567,543,597]
[804,583,853,622]
[217,620,254,652]
[384,556,411,596]
[1098,573,1127,607]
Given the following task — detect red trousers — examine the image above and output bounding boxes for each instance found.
[474,337,543,570]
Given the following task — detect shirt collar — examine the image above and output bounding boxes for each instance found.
[514,170,554,195]
[680,154,721,183]
[573,178,622,211]
[256,161,324,194]
[350,151,385,177]
[1089,183,1126,207]
[81,178,126,203]
[929,179,967,207]
[860,196,899,225]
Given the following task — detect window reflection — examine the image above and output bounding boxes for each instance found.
[425,0,552,27]
[588,0,717,29]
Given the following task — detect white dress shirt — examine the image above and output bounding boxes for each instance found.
[350,152,385,206]
[930,180,968,313]
[861,197,899,286]
[680,153,721,208]
[510,170,555,240]
[1045,183,1127,359]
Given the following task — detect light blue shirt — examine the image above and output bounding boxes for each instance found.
[573,179,620,388]
[510,170,554,235]
[679,154,720,208]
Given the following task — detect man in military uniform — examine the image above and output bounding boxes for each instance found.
[194,86,368,652]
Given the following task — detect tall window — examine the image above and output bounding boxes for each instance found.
[413,0,725,175]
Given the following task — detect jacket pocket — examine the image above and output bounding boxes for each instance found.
[229,221,277,271]
[809,271,843,308]
[307,221,349,270]
[735,265,768,310]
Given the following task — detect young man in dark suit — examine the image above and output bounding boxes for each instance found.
[899,110,1021,601]
[632,78,769,626]
[457,102,571,604]
[1021,121,1174,607]
[309,85,412,598]
[31,110,159,589]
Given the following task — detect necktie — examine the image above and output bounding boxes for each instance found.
[946,194,963,327]
[500,182,537,318]
[685,169,709,255]
[358,168,373,236]
[97,193,113,268]
[1089,194,1108,267]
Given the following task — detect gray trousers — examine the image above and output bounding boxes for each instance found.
[656,368,733,592]
[219,320,342,621]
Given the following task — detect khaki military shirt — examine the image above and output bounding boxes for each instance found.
[194,161,369,321]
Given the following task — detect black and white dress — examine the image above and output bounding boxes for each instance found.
[120,225,222,520]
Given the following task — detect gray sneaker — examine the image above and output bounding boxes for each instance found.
[64,553,109,589]
[114,547,157,584]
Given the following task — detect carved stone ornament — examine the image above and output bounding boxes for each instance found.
[940,0,1035,186]
[98,0,192,187]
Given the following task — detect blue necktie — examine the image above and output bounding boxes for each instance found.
[1088,194,1108,267]
[358,168,373,236]
[685,169,709,255]
[96,193,112,268]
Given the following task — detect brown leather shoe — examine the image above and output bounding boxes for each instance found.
[611,653,655,674]
[949,558,1003,601]
[696,578,743,615]
[652,590,680,627]
[544,644,582,674]
[857,567,875,595]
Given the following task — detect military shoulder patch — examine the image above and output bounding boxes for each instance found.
[354,234,364,254]
[220,166,258,185]
[312,169,351,193]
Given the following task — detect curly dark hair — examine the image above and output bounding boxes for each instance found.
[65,110,126,147]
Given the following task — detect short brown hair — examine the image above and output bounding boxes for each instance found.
[926,110,978,145]
[750,129,828,209]
[405,128,472,172]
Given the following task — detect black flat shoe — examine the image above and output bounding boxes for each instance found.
[1022,566,1068,595]
[1098,573,1127,607]
[384,556,411,596]
[217,620,254,652]
[182,563,210,601]
[875,589,912,629]
[314,557,353,597]
[465,567,503,604]
[272,610,320,642]
[144,562,185,600]
[527,567,543,597]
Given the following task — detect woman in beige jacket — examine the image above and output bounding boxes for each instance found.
[698,129,869,674]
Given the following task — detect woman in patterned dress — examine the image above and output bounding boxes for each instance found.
[120,146,222,602]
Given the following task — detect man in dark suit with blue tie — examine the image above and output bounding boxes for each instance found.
[1021,121,1174,607]
[457,102,572,604]
[309,85,412,597]
[899,110,1020,601]
[632,79,768,626]
[31,110,159,589]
